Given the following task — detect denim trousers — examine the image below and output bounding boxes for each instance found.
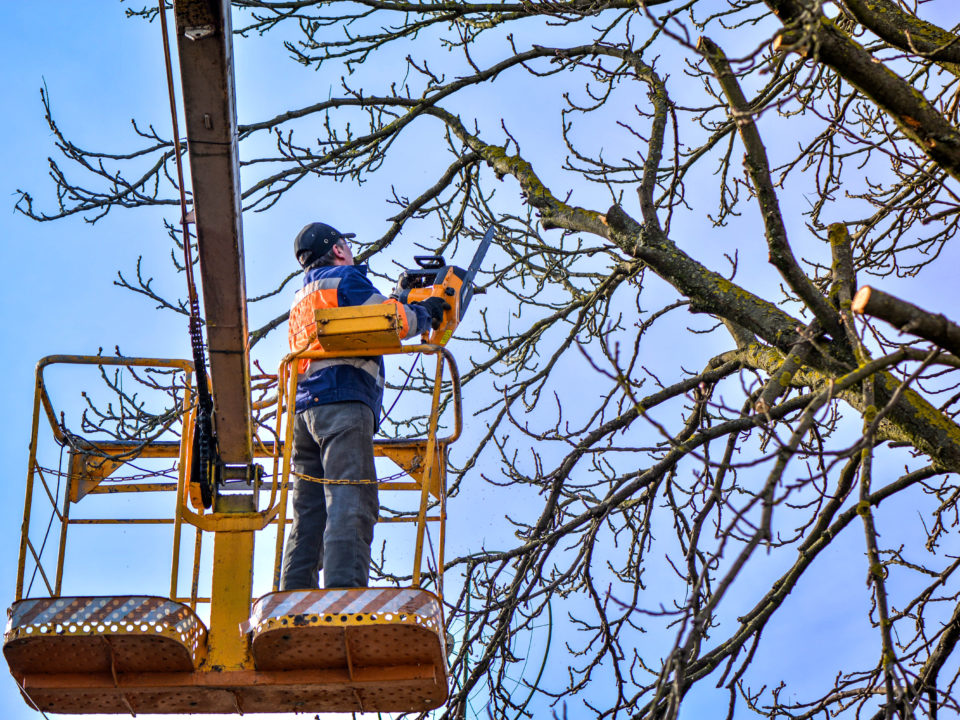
[279,401,379,590]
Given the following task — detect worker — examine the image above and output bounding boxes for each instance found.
[281,222,448,590]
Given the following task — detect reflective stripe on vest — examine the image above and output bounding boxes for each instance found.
[288,277,342,369]
[305,357,383,387]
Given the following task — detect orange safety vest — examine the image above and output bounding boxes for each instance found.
[289,267,420,375]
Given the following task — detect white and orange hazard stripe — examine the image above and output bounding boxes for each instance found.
[242,587,442,634]
[7,596,202,635]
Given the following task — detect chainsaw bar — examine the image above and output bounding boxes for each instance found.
[458,226,495,319]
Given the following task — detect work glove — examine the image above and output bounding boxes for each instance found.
[416,296,451,329]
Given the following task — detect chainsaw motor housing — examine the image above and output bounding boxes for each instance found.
[393,256,468,345]
[392,227,494,345]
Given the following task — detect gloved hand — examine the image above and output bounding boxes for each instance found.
[416,296,451,330]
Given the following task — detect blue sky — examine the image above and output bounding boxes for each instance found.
[5,2,960,719]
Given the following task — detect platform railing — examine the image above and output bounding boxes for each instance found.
[15,355,195,605]
[273,341,462,594]
[15,346,461,607]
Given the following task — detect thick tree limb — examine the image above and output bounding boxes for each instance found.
[767,0,960,180]
[843,0,960,68]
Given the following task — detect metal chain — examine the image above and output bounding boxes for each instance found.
[35,465,179,483]
[158,0,217,507]
[291,469,408,485]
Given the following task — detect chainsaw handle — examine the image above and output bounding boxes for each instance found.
[406,275,459,344]
[414,255,446,269]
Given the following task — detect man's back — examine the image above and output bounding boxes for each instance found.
[289,263,392,421]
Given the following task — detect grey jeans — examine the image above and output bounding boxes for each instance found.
[279,401,379,590]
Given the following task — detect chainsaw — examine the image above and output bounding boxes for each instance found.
[393,226,495,345]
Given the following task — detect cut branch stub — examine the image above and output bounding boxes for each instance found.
[852,286,960,359]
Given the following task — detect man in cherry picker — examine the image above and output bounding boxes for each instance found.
[281,222,448,591]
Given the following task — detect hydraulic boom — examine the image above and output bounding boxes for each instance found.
[172,0,253,469]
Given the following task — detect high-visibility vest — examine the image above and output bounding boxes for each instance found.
[289,266,422,370]
[287,265,428,418]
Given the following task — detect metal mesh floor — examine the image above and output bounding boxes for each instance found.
[4,591,449,714]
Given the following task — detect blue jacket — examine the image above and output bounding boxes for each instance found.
[288,264,430,424]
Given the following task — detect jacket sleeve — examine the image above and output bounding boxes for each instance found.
[338,267,431,339]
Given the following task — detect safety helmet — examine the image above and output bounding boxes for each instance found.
[294,222,356,268]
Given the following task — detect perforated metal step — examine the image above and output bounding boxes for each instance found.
[4,596,207,713]
[246,587,448,711]
[5,590,449,714]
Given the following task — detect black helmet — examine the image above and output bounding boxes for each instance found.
[294,222,356,268]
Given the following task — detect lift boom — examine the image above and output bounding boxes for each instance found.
[172,0,252,468]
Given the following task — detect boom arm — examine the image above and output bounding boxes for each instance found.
[172,0,252,467]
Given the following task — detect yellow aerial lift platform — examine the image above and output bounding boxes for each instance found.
[4,307,462,714]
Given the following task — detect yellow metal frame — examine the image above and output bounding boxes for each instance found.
[273,338,462,592]
[15,355,195,602]
[12,319,461,678]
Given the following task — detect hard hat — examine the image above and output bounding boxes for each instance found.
[294,222,356,268]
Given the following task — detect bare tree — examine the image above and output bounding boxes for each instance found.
[18,1,960,718]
